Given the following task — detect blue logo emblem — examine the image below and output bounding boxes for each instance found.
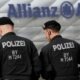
[60,1,74,18]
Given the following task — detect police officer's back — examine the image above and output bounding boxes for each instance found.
[40,20,80,80]
[0,17,41,80]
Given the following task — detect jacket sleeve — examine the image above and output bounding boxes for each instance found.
[29,41,41,79]
[39,47,52,79]
[77,43,80,70]
[0,43,3,79]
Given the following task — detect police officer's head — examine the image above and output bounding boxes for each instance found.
[0,17,14,36]
[43,20,61,42]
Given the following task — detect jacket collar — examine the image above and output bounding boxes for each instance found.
[1,32,16,39]
[51,35,62,42]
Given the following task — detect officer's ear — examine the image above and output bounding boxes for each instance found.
[47,29,51,36]
[0,26,1,31]
[0,27,2,35]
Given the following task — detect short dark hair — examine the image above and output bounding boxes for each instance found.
[43,20,61,32]
[0,17,14,26]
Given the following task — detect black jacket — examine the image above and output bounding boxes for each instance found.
[0,32,41,80]
[40,35,80,80]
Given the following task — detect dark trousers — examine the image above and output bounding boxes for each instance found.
[2,79,29,80]
[46,76,79,80]
[2,78,30,80]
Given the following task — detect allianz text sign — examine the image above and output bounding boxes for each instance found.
[8,1,80,19]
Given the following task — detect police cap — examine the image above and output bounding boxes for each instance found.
[43,20,61,31]
[0,17,14,26]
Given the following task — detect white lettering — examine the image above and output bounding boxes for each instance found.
[2,40,26,48]
[52,42,75,51]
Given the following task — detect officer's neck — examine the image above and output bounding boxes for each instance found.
[1,25,14,37]
[49,32,60,42]
[1,29,14,37]
[2,31,13,37]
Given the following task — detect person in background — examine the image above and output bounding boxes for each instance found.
[40,20,80,80]
[0,17,41,80]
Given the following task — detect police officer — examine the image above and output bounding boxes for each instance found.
[0,17,41,80]
[40,20,80,80]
